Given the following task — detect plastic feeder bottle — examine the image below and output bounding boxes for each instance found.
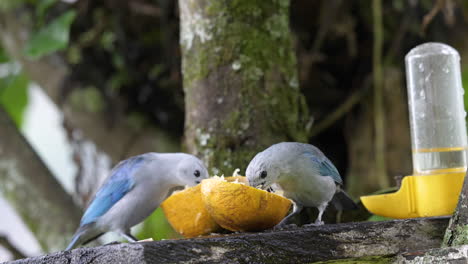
[361,43,467,219]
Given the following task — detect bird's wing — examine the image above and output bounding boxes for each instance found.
[80,156,146,225]
[318,157,343,185]
[303,152,343,185]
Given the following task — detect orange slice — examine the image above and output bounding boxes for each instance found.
[161,184,221,238]
[200,176,292,232]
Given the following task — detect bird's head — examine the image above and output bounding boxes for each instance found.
[245,150,281,190]
[175,154,209,187]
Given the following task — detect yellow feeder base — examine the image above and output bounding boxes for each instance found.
[360,172,465,219]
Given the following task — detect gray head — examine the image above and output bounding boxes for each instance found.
[245,143,292,189]
[174,154,209,186]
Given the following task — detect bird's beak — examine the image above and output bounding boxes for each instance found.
[252,181,268,190]
[247,178,269,190]
[248,179,259,188]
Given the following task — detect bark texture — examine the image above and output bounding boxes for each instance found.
[312,245,468,263]
[8,217,449,264]
[443,171,468,247]
[180,0,309,174]
[0,106,81,252]
[397,245,468,263]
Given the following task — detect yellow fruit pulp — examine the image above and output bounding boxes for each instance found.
[201,177,292,232]
[161,184,221,238]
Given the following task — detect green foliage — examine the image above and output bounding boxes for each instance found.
[36,0,57,23]
[138,208,181,240]
[24,10,77,59]
[0,46,9,63]
[0,73,29,126]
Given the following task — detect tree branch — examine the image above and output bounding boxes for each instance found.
[397,244,468,263]
[372,0,390,188]
[0,106,81,252]
[0,235,27,260]
[6,217,449,263]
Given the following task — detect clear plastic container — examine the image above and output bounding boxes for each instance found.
[405,42,467,175]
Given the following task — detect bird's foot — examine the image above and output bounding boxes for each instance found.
[304,221,324,227]
[137,238,154,242]
[119,232,138,242]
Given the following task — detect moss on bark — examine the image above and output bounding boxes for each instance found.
[311,255,395,264]
[443,174,468,247]
[180,0,309,174]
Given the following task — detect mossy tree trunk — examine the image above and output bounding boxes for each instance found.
[180,0,309,174]
[443,171,468,247]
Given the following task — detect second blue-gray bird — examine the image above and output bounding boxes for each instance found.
[66,152,208,250]
[246,142,357,227]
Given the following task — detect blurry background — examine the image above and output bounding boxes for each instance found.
[1,0,468,261]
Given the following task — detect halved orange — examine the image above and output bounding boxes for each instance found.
[161,184,221,238]
[200,176,292,232]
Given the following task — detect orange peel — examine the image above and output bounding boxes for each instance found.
[200,176,292,232]
[161,184,221,238]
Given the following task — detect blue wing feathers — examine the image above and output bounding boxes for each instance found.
[303,152,343,185]
[319,158,343,185]
[80,156,146,225]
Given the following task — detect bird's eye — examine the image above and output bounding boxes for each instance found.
[194,170,201,177]
[260,170,267,179]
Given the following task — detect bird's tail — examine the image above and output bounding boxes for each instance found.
[66,224,102,251]
[66,229,85,251]
[331,190,358,211]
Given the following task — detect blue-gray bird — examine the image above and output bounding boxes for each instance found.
[66,152,208,250]
[246,142,357,227]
